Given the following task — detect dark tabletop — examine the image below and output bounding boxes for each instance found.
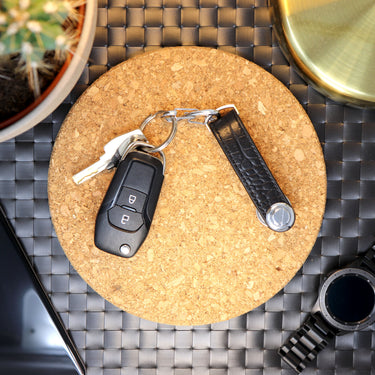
[1,0,375,374]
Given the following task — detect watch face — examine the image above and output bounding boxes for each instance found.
[320,268,375,331]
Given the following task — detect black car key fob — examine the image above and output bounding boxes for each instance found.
[95,150,164,258]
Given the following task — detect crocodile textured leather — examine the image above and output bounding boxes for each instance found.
[209,110,291,221]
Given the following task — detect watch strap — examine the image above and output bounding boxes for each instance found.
[353,245,375,274]
[208,110,294,231]
[278,312,337,374]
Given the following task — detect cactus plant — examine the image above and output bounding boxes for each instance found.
[0,0,83,97]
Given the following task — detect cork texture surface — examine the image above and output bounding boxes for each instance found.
[48,47,326,325]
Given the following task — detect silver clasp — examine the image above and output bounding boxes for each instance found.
[72,105,239,184]
[162,104,239,128]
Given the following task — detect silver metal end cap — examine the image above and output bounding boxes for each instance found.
[265,202,295,232]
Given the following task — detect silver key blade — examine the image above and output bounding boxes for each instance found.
[72,129,147,184]
[72,159,109,185]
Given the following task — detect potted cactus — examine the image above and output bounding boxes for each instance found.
[0,0,97,142]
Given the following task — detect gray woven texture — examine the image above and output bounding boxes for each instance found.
[1,0,375,373]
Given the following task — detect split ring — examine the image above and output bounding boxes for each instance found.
[139,111,178,153]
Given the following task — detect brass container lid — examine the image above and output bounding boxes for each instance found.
[272,0,375,107]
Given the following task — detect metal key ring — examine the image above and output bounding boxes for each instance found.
[139,111,178,153]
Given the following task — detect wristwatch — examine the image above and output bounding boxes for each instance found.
[279,245,375,373]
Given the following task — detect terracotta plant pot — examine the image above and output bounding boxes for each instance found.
[0,1,97,142]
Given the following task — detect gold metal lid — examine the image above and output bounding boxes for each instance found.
[272,0,375,107]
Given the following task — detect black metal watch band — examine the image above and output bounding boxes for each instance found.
[208,109,294,231]
[353,245,375,274]
[278,312,338,374]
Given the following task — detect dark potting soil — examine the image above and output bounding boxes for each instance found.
[0,54,63,123]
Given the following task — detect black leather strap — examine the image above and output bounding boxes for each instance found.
[208,110,293,227]
[278,312,337,374]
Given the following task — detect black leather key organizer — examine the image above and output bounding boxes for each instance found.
[208,109,295,232]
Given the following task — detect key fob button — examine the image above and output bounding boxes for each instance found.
[123,161,155,194]
[108,206,144,232]
[116,187,147,212]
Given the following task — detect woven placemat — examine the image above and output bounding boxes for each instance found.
[48,47,326,325]
[2,1,375,373]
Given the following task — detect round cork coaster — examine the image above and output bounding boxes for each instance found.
[48,47,326,325]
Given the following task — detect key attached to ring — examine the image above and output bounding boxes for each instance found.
[72,112,176,258]
[73,105,295,258]
[94,143,165,258]
[72,129,147,185]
